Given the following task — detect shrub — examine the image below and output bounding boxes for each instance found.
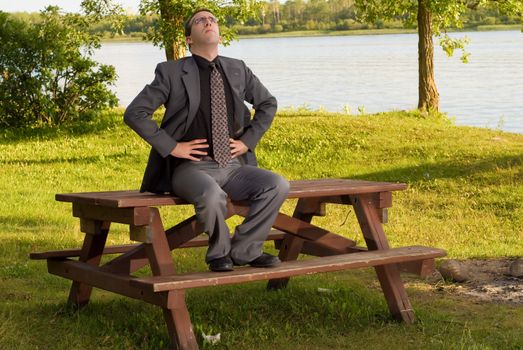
[257,24,272,34]
[305,20,317,30]
[0,7,117,128]
[483,16,497,25]
[273,24,284,33]
[233,25,260,35]
[336,19,352,30]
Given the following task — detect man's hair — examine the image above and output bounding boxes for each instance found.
[184,8,216,37]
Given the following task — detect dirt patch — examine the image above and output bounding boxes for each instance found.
[431,259,522,305]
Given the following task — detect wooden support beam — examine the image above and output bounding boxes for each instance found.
[143,207,198,350]
[353,194,416,323]
[272,212,356,249]
[48,259,171,308]
[399,258,436,277]
[73,203,150,225]
[67,221,110,308]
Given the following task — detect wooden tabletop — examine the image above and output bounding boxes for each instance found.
[56,179,407,208]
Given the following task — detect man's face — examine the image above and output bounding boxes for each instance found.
[186,11,221,49]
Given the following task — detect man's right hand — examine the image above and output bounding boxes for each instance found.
[170,139,209,161]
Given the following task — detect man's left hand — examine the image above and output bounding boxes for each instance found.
[229,139,248,158]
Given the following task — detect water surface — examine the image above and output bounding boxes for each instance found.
[94,31,523,133]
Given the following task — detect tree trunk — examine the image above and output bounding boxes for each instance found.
[158,0,186,60]
[163,16,186,61]
[164,37,186,60]
[417,0,439,111]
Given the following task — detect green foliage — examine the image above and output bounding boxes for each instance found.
[354,0,523,60]
[0,8,118,128]
[439,33,470,63]
[139,0,262,58]
[81,0,126,33]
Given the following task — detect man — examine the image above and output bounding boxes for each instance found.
[124,9,289,272]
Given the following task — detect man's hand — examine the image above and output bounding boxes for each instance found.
[170,139,208,161]
[230,139,248,158]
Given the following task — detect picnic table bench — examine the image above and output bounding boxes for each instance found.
[30,179,446,350]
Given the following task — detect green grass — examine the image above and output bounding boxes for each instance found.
[1,109,522,349]
[475,24,522,31]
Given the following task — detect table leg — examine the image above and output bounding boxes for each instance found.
[267,198,322,290]
[67,220,110,308]
[352,195,415,323]
[144,208,198,350]
[103,215,201,275]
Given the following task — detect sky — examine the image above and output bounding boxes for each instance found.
[0,0,140,14]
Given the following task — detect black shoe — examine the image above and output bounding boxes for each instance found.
[248,253,281,268]
[208,256,234,272]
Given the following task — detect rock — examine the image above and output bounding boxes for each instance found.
[438,260,470,282]
[202,332,221,345]
[425,269,444,283]
[508,259,523,277]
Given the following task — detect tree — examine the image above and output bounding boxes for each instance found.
[84,0,261,60]
[355,0,523,112]
[81,0,126,33]
[0,8,117,127]
[139,0,262,60]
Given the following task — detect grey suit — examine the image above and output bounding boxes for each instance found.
[124,56,289,264]
[124,56,278,194]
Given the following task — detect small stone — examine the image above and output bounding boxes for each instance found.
[438,260,470,282]
[425,269,443,283]
[202,332,221,345]
[508,259,523,277]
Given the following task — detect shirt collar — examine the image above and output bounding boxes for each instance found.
[192,54,220,70]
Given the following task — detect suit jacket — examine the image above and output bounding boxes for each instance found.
[124,56,277,193]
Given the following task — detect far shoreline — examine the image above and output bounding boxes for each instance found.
[100,24,522,43]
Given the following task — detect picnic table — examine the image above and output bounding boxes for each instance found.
[31,179,446,350]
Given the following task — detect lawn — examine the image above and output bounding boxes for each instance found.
[0,109,522,349]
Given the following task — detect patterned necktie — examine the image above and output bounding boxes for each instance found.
[209,62,231,167]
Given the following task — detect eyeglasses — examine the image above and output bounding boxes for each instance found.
[193,16,219,25]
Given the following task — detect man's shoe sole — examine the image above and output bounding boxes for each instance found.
[209,266,234,272]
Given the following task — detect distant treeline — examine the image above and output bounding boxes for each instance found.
[7,0,521,38]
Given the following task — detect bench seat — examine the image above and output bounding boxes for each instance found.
[30,230,286,260]
[131,246,446,292]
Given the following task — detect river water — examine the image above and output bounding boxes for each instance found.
[94,30,523,133]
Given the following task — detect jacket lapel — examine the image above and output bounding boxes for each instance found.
[181,57,200,133]
[219,57,245,134]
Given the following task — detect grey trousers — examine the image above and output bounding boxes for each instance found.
[171,158,290,264]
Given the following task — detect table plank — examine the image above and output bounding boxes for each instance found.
[56,179,407,208]
[131,246,446,292]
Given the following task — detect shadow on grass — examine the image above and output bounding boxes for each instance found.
[351,153,523,184]
[0,215,67,232]
[5,279,393,349]
[0,111,123,145]
[1,151,135,165]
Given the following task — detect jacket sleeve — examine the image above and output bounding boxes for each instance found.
[238,61,277,151]
[124,63,177,158]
